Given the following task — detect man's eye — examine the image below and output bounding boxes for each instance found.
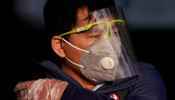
[92,34,101,38]
[113,32,118,35]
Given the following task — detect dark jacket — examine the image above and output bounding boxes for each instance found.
[17,60,167,100]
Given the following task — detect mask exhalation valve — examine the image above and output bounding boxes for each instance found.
[101,57,115,70]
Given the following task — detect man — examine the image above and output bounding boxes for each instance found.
[14,0,167,100]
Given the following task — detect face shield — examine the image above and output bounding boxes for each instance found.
[59,6,140,83]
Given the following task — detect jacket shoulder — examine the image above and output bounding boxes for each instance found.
[126,62,167,100]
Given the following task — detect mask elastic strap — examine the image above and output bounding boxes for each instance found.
[61,38,86,69]
[65,57,85,69]
[61,38,90,54]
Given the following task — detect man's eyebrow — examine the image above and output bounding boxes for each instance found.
[94,16,103,22]
[84,13,93,23]
[93,11,104,21]
[83,11,106,22]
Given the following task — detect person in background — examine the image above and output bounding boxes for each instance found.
[14,0,167,99]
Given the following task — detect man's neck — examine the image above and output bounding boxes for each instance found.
[61,62,96,90]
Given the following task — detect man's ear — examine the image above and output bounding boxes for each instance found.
[51,36,65,58]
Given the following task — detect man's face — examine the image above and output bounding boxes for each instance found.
[62,7,118,68]
[55,7,140,84]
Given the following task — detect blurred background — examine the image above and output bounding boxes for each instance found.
[4,0,174,99]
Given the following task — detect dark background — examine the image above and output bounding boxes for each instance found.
[3,0,174,99]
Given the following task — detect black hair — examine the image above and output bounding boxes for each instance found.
[43,0,115,65]
[44,0,115,38]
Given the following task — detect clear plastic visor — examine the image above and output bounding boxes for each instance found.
[78,6,140,80]
[59,6,140,81]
